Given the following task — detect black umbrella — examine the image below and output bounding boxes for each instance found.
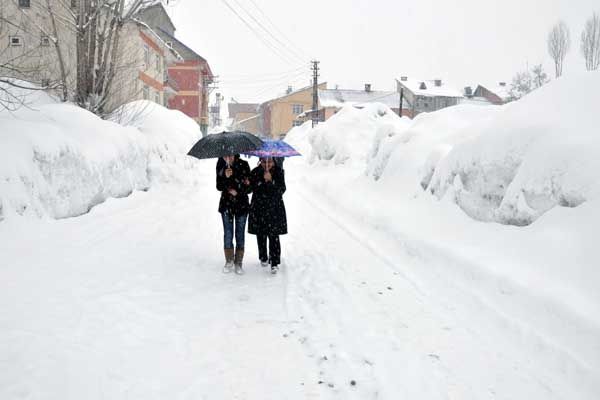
[187,130,264,160]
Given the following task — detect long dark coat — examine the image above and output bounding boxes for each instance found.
[248,164,287,235]
[216,156,251,215]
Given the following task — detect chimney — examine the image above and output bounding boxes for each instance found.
[400,76,408,81]
[434,79,442,87]
[464,86,473,97]
[499,82,506,87]
[419,82,427,90]
[286,86,293,94]
[365,83,372,92]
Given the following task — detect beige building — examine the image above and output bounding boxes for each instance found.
[0,1,177,114]
[0,0,77,95]
[105,21,176,114]
[228,102,260,135]
[259,83,327,138]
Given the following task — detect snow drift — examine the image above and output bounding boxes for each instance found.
[307,103,410,166]
[427,72,600,225]
[304,71,600,226]
[0,97,201,221]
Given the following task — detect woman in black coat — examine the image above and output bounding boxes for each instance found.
[248,157,287,274]
[216,154,251,274]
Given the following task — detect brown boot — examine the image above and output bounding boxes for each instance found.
[234,248,245,275]
[223,248,234,273]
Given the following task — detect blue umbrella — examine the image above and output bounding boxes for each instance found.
[243,139,301,158]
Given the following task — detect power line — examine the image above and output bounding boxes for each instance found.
[218,66,309,85]
[230,0,307,63]
[220,0,298,65]
[246,0,309,61]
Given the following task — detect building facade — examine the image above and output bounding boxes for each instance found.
[0,0,77,94]
[137,3,214,135]
[228,102,260,134]
[259,83,326,138]
[396,77,463,117]
[317,84,410,119]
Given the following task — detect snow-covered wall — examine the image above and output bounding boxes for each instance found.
[0,99,200,221]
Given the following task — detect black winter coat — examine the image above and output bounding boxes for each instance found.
[216,157,251,215]
[248,165,287,235]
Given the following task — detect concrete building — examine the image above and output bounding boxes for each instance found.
[104,20,176,114]
[0,0,77,94]
[259,83,326,138]
[137,3,214,135]
[396,76,463,117]
[228,102,260,134]
[316,84,410,119]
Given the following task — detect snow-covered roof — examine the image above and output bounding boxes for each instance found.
[319,89,408,109]
[396,78,463,98]
[476,82,511,101]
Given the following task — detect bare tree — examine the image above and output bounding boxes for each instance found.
[70,0,171,116]
[531,64,549,89]
[581,12,600,70]
[508,64,549,101]
[547,20,570,78]
[1,1,71,110]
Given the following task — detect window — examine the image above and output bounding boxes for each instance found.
[292,120,303,127]
[41,36,51,47]
[155,55,161,73]
[71,0,78,8]
[292,104,303,114]
[154,91,160,104]
[142,85,149,100]
[19,0,30,8]
[9,36,22,46]
[143,44,150,68]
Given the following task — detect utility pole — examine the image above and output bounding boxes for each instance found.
[399,87,404,118]
[311,60,320,128]
[210,92,223,128]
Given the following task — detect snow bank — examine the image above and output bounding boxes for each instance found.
[305,72,600,226]
[294,73,600,358]
[0,98,201,221]
[367,104,500,189]
[307,103,410,166]
[427,71,600,225]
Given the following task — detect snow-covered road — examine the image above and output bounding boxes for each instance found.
[1,161,598,399]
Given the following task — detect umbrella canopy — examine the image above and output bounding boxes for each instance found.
[187,131,263,160]
[243,139,301,158]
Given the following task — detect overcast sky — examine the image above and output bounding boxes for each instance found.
[167,0,598,108]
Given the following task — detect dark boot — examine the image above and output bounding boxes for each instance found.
[223,248,234,273]
[234,248,245,275]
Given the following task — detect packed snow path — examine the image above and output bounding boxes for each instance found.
[1,161,598,399]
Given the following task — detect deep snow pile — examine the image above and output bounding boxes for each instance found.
[427,72,600,225]
[305,72,600,226]
[291,73,600,327]
[0,98,200,221]
[306,103,411,166]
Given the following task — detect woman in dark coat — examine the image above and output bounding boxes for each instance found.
[248,157,287,274]
[216,154,251,274]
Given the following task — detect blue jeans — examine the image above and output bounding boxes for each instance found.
[221,211,248,249]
